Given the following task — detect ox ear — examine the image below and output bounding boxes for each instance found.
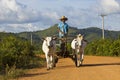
[41,37,46,41]
[52,36,57,40]
[52,35,57,40]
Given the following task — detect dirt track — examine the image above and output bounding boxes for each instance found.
[19,56,120,80]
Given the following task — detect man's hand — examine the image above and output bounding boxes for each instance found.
[58,28,64,34]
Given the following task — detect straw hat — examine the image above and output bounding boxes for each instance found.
[59,16,68,21]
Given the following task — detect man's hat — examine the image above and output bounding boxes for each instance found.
[59,16,68,21]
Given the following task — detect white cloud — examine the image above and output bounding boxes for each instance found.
[0,0,120,32]
[96,0,120,15]
[0,0,58,32]
[0,0,41,24]
[0,23,42,33]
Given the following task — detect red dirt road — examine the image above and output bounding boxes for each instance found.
[19,56,120,80]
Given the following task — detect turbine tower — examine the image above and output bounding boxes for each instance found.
[100,14,107,39]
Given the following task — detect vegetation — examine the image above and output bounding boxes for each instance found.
[0,35,44,79]
[0,25,120,79]
[85,39,120,56]
[0,36,34,67]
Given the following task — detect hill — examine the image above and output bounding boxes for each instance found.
[17,24,120,43]
[1,24,120,43]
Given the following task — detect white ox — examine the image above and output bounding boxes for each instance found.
[71,34,87,67]
[42,37,57,70]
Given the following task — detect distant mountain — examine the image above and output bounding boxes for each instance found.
[78,27,120,41]
[1,24,120,43]
[17,24,120,42]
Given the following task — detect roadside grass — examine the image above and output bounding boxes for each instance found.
[0,54,45,80]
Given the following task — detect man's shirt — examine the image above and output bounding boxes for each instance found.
[58,22,69,37]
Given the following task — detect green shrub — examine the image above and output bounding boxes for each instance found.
[85,40,98,55]
[0,36,35,69]
[85,39,120,56]
[110,40,120,56]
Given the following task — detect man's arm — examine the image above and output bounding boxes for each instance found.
[57,26,64,34]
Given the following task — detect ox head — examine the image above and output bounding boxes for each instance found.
[43,36,57,48]
[76,34,84,46]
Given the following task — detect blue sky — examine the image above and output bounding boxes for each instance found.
[0,0,120,32]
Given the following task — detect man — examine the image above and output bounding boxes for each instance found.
[58,16,69,39]
[57,16,69,57]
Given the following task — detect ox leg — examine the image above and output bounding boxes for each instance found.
[52,54,56,67]
[80,53,82,65]
[74,54,77,67]
[74,49,80,67]
[82,50,84,61]
[72,49,75,59]
[77,54,80,67]
[49,55,55,69]
[45,54,50,70]
[51,53,56,68]
[74,53,80,67]
[49,56,53,69]
[80,50,84,65]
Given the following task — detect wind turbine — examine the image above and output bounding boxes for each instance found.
[100,14,107,39]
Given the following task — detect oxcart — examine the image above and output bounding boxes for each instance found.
[57,37,70,58]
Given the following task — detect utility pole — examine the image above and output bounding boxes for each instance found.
[31,32,33,45]
[100,14,106,39]
[28,23,33,45]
